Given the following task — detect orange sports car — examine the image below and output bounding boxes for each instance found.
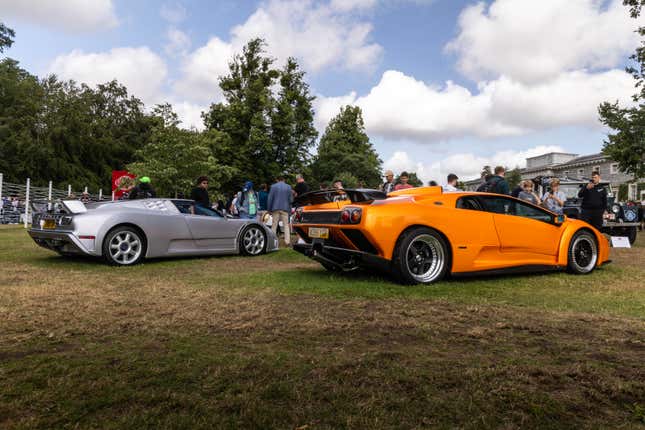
[292,187,610,284]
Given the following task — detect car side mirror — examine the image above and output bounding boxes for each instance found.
[554,214,565,225]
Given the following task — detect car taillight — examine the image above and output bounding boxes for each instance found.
[350,209,361,223]
[340,208,362,224]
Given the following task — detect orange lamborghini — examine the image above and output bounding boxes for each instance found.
[292,187,610,284]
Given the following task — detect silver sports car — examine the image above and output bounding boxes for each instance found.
[29,199,278,265]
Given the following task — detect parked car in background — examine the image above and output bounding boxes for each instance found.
[29,199,278,265]
[532,177,639,244]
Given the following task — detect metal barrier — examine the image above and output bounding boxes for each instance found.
[0,174,104,227]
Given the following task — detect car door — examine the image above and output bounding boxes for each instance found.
[478,195,561,260]
[183,204,239,251]
[450,196,501,272]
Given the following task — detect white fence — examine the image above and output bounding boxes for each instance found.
[0,173,104,227]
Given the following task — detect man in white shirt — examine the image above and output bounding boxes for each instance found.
[442,173,461,192]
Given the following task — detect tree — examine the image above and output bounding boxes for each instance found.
[597,0,645,179]
[505,167,522,190]
[203,38,278,190]
[0,23,15,53]
[268,58,318,177]
[203,39,317,191]
[128,104,234,198]
[311,105,382,187]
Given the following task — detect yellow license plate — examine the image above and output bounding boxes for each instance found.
[308,227,329,239]
[43,219,56,229]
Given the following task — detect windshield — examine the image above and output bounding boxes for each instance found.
[558,184,582,200]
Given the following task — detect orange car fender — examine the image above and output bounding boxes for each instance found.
[556,222,609,267]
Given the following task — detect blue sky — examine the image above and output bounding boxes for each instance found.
[1,0,639,181]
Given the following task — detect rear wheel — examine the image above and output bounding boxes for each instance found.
[103,226,146,266]
[567,230,598,274]
[392,227,449,285]
[240,225,267,256]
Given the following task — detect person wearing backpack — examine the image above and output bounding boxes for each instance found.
[129,176,156,199]
[476,166,509,195]
[236,181,259,220]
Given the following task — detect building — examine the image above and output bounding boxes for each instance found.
[462,152,639,199]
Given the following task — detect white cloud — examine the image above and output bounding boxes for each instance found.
[385,145,565,184]
[173,37,233,104]
[160,2,187,23]
[314,68,634,141]
[446,0,640,83]
[171,101,207,130]
[174,0,383,104]
[47,47,168,105]
[0,0,118,32]
[164,27,191,57]
[329,0,378,12]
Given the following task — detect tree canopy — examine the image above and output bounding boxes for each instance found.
[127,104,234,198]
[203,39,317,191]
[597,0,645,179]
[311,105,382,188]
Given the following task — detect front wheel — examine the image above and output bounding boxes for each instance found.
[240,225,267,256]
[391,227,449,285]
[103,227,146,266]
[567,230,598,274]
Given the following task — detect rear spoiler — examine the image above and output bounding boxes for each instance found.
[294,188,387,207]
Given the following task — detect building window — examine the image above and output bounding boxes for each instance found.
[592,166,600,175]
[563,170,569,177]
[610,163,619,174]
[578,168,584,177]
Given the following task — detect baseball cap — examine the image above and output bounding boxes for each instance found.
[140,176,151,183]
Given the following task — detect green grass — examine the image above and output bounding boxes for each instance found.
[1,225,644,429]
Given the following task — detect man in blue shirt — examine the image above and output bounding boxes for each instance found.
[267,176,293,246]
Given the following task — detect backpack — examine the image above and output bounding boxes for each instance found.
[476,176,502,193]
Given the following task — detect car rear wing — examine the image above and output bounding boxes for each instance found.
[294,188,387,207]
[30,199,87,215]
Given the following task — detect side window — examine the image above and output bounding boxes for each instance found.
[456,196,483,211]
[514,201,553,223]
[480,196,513,215]
[480,196,553,223]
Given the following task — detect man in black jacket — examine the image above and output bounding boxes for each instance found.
[578,171,607,230]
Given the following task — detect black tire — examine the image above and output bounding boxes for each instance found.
[391,227,450,285]
[567,230,598,274]
[626,227,637,245]
[240,225,267,256]
[102,226,146,266]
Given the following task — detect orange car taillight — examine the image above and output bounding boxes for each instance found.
[340,208,362,224]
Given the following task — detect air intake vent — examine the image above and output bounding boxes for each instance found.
[342,229,378,254]
[300,211,341,224]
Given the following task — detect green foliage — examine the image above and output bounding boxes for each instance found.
[203,39,317,191]
[597,1,645,179]
[311,105,382,188]
[0,22,15,53]
[127,104,234,197]
[505,167,523,190]
[334,171,359,188]
[0,57,155,190]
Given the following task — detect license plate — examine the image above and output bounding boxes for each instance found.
[308,227,329,239]
[43,219,56,229]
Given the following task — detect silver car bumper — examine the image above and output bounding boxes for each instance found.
[28,229,95,256]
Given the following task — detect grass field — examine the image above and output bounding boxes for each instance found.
[1,225,644,429]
